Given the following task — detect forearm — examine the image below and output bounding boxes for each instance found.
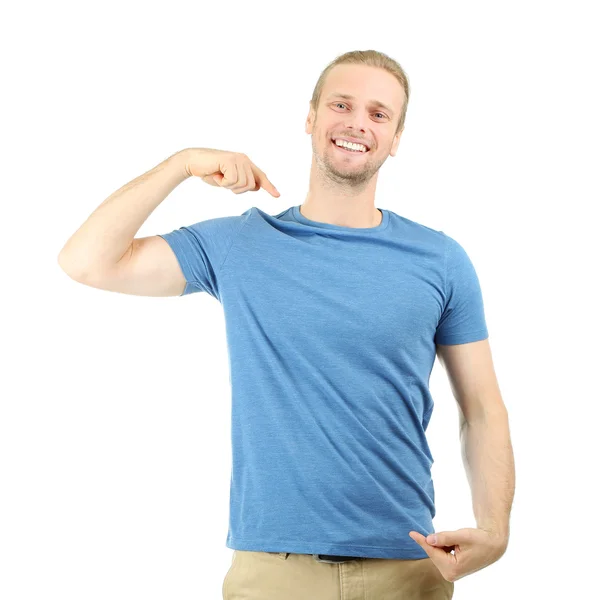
[58,148,192,278]
[461,410,515,544]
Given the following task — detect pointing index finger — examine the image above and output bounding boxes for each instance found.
[253,165,280,197]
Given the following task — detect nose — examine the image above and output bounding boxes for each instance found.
[343,110,369,135]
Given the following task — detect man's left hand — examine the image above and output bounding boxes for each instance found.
[408,527,507,582]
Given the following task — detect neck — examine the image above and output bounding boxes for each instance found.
[302,161,382,228]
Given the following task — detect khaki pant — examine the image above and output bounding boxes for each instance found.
[222,550,455,599]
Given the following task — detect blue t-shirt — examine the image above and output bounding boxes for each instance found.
[157,204,489,559]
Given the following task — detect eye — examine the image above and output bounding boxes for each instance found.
[334,103,386,119]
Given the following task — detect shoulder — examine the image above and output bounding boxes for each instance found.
[387,210,447,247]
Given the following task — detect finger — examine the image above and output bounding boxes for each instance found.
[243,162,257,193]
[204,173,221,186]
[234,159,248,191]
[252,164,280,197]
[430,529,467,549]
[231,163,253,195]
[219,161,238,189]
[227,161,246,192]
[409,531,434,558]
[409,532,453,566]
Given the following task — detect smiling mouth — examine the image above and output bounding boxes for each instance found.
[331,139,370,155]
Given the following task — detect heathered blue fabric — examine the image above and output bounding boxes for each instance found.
[157,204,489,559]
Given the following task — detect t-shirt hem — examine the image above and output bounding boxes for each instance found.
[226,536,430,560]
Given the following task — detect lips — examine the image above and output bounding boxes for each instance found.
[332,137,371,151]
[331,139,369,155]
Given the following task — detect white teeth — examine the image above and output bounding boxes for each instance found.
[334,139,367,152]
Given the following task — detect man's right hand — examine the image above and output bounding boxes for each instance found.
[183,147,280,197]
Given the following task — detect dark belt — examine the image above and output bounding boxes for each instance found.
[313,554,364,563]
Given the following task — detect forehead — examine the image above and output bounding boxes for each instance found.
[321,64,403,116]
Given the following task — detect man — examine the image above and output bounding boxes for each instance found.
[58,49,514,599]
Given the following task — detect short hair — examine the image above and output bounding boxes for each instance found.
[310,49,410,136]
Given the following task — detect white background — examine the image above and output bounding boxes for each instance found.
[2,0,596,598]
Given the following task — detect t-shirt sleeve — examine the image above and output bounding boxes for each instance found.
[434,234,489,345]
[157,209,251,299]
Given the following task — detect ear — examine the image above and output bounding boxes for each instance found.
[305,103,316,135]
[389,128,404,157]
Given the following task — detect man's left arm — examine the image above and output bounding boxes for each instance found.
[410,337,515,581]
[436,338,515,548]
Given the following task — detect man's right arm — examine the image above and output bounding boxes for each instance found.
[57,148,193,297]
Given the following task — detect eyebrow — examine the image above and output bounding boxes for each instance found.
[326,93,395,117]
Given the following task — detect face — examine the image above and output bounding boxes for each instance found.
[305,63,405,185]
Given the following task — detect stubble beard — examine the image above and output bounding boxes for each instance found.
[313,134,383,188]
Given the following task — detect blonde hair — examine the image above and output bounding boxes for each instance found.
[310,50,410,135]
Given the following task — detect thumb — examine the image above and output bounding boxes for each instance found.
[428,530,460,547]
[409,531,450,565]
